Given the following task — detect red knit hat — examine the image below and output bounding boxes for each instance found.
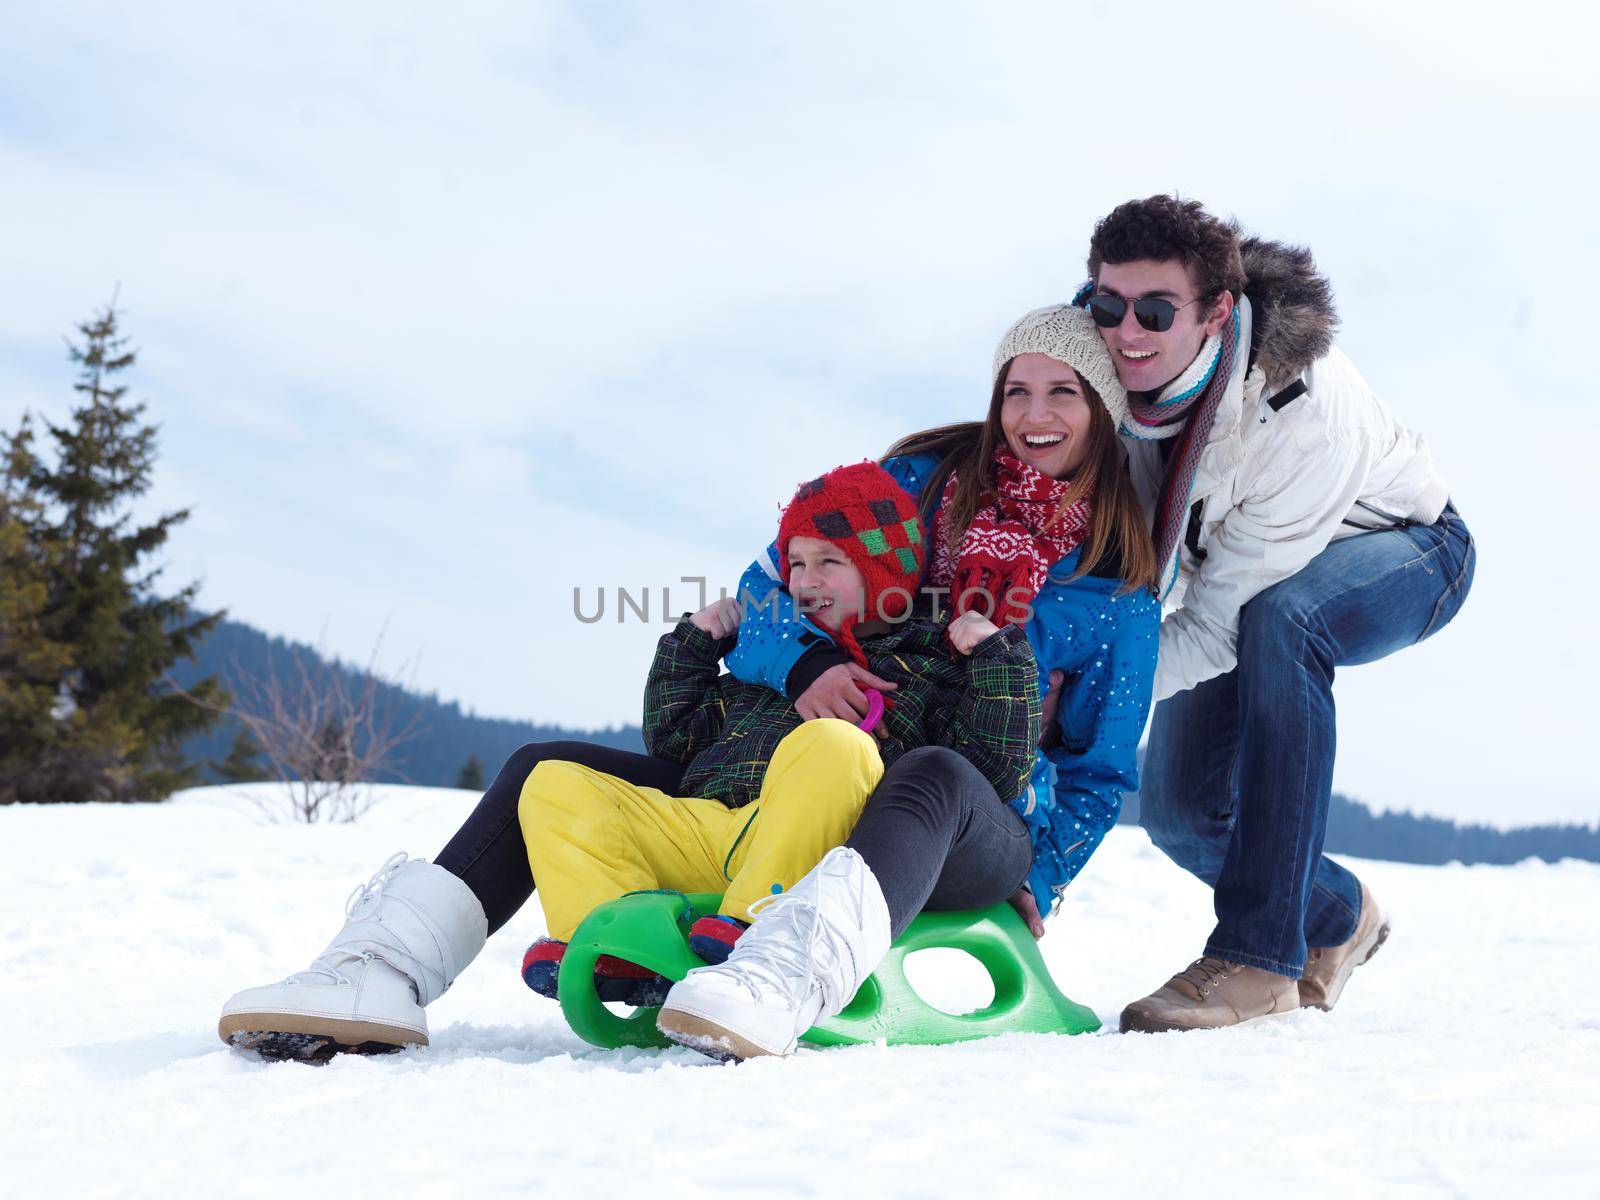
[777,462,926,668]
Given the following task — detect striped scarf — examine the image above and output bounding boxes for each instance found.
[929,449,1095,626]
[1121,308,1240,595]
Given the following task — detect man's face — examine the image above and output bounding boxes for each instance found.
[1094,259,1233,394]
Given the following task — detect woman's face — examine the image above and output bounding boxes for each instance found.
[786,535,867,630]
[999,353,1094,478]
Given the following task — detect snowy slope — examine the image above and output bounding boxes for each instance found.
[3,785,1596,1199]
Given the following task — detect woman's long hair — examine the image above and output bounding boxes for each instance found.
[884,362,1158,594]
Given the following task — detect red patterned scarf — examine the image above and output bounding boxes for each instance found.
[929,448,1095,626]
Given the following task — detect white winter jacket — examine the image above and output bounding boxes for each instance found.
[1124,240,1450,703]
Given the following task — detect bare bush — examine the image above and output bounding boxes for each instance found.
[177,632,424,822]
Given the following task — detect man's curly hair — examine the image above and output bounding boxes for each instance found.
[1087,195,1246,305]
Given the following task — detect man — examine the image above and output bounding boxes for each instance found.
[1084,195,1476,1032]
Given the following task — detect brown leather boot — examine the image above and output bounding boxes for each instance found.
[1120,956,1299,1033]
[1299,883,1390,1011]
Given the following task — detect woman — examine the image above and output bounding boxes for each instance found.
[655,303,1160,1059]
[518,460,1040,1002]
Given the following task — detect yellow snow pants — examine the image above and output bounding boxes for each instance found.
[519,719,883,941]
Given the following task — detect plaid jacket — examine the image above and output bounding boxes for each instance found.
[643,614,1040,808]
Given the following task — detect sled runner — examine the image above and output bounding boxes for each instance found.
[557,891,1100,1051]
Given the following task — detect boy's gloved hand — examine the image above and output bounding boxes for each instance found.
[795,663,898,723]
[690,598,743,640]
[1039,669,1066,743]
[948,611,1001,656]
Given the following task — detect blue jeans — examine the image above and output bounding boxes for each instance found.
[1140,506,1475,976]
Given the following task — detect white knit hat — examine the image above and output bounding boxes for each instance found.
[992,304,1129,434]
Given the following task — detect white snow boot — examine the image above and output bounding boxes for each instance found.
[218,853,487,1059]
[656,846,891,1061]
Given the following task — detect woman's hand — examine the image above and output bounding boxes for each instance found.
[690,598,743,640]
[795,663,898,722]
[1008,887,1045,939]
[1039,668,1066,742]
[948,611,1001,656]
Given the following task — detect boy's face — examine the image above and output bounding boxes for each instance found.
[1094,258,1234,394]
[787,535,868,630]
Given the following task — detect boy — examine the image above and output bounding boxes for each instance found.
[517,460,1040,1001]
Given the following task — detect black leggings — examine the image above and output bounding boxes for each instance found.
[435,740,1031,941]
[434,741,685,935]
[844,745,1033,939]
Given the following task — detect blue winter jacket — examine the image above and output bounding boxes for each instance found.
[725,451,1160,916]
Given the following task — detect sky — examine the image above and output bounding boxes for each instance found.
[2,1,1595,828]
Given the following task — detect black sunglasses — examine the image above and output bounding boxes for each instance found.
[1085,292,1203,333]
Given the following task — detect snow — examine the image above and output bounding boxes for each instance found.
[3,784,1597,1198]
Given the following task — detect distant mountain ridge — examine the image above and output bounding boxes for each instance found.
[173,618,643,787]
[173,618,1598,866]
[1117,773,1599,867]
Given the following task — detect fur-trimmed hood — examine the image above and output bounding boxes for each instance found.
[1240,237,1339,386]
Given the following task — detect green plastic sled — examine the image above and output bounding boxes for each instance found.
[556,890,1100,1051]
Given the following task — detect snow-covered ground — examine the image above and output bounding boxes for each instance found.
[3,785,1596,1199]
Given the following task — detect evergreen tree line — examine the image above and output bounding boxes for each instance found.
[0,299,639,806]
[1,301,221,802]
[182,616,1599,867]
[1115,790,1600,867]
[170,617,644,790]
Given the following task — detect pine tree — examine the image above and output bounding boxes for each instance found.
[0,418,77,792]
[0,299,225,803]
[455,754,485,791]
[211,726,265,783]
